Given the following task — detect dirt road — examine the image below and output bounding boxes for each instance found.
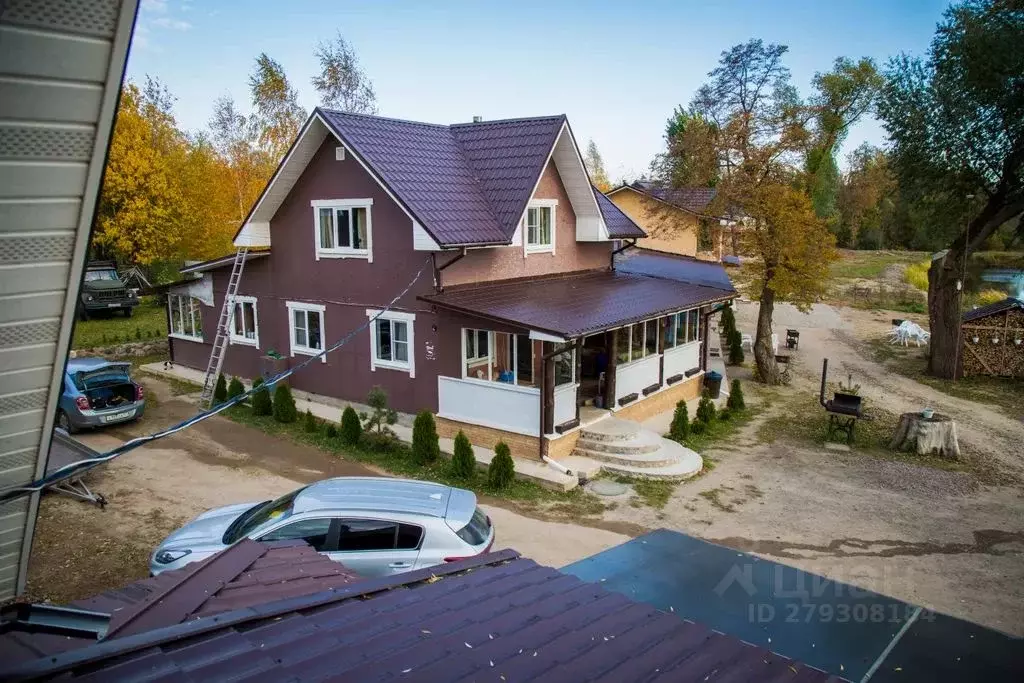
[601,301,1024,636]
[26,378,626,604]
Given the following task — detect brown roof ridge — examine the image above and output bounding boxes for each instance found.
[8,549,523,682]
[433,267,611,294]
[449,114,566,129]
[315,107,451,129]
[105,539,268,639]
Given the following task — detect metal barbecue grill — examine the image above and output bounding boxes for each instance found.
[820,358,863,444]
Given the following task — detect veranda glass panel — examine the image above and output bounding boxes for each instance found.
[493,332,514,383]
[516,335,534,386]
[616,328,631,364]
[352,207,367,250]
[170,296,183,335]
[664,314,677,348]
[676,312,687,344]
[337,209,351,248]
[645,319,659,356]
[190,299,203,337]
[630,323,644,362]
[688,310,700,342]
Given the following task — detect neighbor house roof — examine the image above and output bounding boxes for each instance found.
[0,539,360,668]
[608,181,744,219]
[422,269,733,338]
[2,548,836,682]
[962,297,1024,323]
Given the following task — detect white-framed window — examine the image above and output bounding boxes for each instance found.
[523,199,556,254]
[462,328,537,388]
[168,294,203,341]
[287,301,326,361]
[312,198,374,261]
[228,296,259,347]
[366,309,415,376]
[662,309,703,350]
[615,317,661,364]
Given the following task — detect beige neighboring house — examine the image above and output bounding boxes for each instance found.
[606,181,739,261]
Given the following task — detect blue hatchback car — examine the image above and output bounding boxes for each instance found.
[57,358,145,433]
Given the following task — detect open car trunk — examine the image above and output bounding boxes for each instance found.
[74,364,137,410]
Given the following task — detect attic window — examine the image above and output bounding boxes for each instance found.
[312,199,374,261]
[524,199,557,255]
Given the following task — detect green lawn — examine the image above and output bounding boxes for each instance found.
[829,250,928,280]
[72,296,167,350]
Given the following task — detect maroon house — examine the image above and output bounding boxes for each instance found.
[166,109,735,461]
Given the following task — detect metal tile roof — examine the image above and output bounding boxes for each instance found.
[0,540,359,669]
[318,110,567,246]
[961,297,1023,322]
[594,187,647,238]
[422,269,733,338]
[616,247,736,293]
[4,549,837,683]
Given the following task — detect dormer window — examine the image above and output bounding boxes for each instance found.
[312,199,374,261]
[524,200,557,254]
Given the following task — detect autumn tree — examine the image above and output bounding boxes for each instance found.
[684,40,837,384]
[836,143,896,248]
[805,58,883,224]
[209,95,272,224]
[878,0,1024,378]
[312,32,378,114]
[249,53,306,162]
[654,106,721,188]
[583,140,611,192]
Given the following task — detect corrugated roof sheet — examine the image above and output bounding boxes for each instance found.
[0,540,359,669]
[616,247,736,293]
[962,297,1023,322]
[594,187,646,238]
[318,110,567,246]
[422,269,732,338]
[4,549,837,682]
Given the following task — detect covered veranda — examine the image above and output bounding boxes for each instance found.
[421,267,735,446]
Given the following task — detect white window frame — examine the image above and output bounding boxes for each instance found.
[461,328,537,386]
[366,309,415,377]
[523,199,557,255]
[228,295,259,348]
[311,198,374,262]
[287,301,326,362]
[168,294,203,342]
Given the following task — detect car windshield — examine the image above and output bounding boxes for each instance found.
[222,487,305,544]
[84,269,120,282]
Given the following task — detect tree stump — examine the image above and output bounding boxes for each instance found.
[889,412,960,458]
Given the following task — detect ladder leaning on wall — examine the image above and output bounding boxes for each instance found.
[199,247,249,406]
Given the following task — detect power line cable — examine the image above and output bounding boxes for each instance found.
[0,257,432,505]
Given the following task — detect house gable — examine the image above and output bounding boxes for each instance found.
[608,186,699,257]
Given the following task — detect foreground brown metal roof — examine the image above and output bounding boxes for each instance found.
[422,269,733,338]
[0,539,359,668]
[3,548,838,683]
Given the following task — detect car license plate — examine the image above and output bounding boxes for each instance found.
[107,303,121,308]
[102,409,135,423]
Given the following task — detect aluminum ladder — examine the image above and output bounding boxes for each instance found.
[199,247,249,406]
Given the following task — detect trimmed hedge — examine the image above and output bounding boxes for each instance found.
[227,376,245,400]
[488,441,515,489]
[726,379,746,411]
[213,373,228,404]
[341,406,362,445]
[670,400,690,441]
[272,383,297,423]
[412,411,440,464]
[451,431,476,479]
[251,378,273,416]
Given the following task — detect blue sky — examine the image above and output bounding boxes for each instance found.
[128,0,950,180]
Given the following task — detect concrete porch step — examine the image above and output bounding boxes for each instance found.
[574,439,683,469]
[598,445,704,481]
[575,428,662,455]
[578,417,642,443]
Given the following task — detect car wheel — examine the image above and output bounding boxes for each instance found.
[77,305,89,321]
[57,409,78,434]
[123,307,132,318]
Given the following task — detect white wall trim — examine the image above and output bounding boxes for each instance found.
[365,308,415,377]
[310,198,375,208]
[529,330,566,343]
[286,300,327,362]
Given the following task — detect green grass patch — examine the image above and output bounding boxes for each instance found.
[673,404,759,454]
[757,388,968,473]
[698,487,736,512]
[222,403,604,516]
[613,476,676,509]
[829,251,927,280]
[72,296,167,350]
[903,260,930,292]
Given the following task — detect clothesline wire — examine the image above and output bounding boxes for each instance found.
[0,257,432,505]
